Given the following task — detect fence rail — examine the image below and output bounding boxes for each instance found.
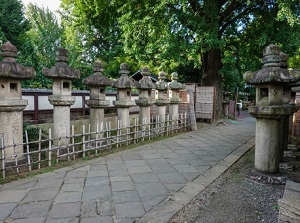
[0,113,190,179]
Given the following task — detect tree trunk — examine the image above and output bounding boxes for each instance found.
[201,48,223,120]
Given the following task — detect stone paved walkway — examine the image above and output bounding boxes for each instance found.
[0,117,255,223]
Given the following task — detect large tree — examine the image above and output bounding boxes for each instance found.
[60,0,300,118]
[119,0,300,117]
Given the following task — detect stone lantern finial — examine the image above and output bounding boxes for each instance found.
[93,60,104,74]
[56,48,69,64]
[159,71,166,81]
[1,41,17,62]
[171,72,178,81]
[169,72,185,90]
[262,44,281,68]
[119,63,130,76]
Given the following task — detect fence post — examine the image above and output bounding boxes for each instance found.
[25,130,32,172]
[1,136,5,179]
[48,128,52,167]
[82,125,86,158]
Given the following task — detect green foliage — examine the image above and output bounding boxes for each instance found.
[289,50,300,68]
[0,0,29,48]
[19,4,64,88]
[1,0,300,95]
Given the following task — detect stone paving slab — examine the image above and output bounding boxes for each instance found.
[0,117,255,222]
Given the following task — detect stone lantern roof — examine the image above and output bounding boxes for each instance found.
[136,67,155,89]
[113,63,136,88]
[42,48,80,80]
[0,41,36,79]
[244,44,299,85]
[82,60,113,86]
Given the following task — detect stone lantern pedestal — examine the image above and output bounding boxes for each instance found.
[113,63,136,129]
[43,48,80,145]
[135,67,155,125]
[0,42,36,165]
[244,44,300,176]
[168,72,185,125]
[248,106,297,173]
[83,60,113,135]
[155,71,169,121]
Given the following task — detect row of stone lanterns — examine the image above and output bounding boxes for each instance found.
[0,42,185,165]
[244,44,300,180]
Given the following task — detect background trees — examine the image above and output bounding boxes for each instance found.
[1,0,300,118]
[60,0,300,117]
[0,0,29,48]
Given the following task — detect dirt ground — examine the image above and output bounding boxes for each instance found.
[169,146,300,223]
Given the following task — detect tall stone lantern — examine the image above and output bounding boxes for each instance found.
[0,41,36,162]
[168,72,185,123]
[155,71,169,121]
[135,67,156,124]
[113,63,136,129]
[43,48,80,144]
[83,60,113,133]
[244,44,299,175]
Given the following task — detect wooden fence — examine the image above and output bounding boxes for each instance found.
[0,113,190,178]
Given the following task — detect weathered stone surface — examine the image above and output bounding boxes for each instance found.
[97,199,115,216]
[48,202,81,218]
[10,201,52,219]
[42,48,80,80]
[243,44,300,175]
[0,42,36,79]
[0,203,17,220]
[115,202,145,218]
[83,60,113,86]
[113,63,136,89]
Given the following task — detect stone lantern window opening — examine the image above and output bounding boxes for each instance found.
[260,88,268,97]
[127,90,130,97]
[10,83,17,92]
[63,81,70,92]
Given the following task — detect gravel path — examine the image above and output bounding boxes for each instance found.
[169,147,300,223]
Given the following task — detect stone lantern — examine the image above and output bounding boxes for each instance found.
[83,60,113,133]
[222,91,231,118]
[43,48,80,144]
[135,67,156,124]
[0,41,36,163]
[244,44,299,175]
[168,72,185,123]
[155,71,169,121]
[113,63,136,129]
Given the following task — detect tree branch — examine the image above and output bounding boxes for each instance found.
[220,0,238,21]
[219,6,252,34]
